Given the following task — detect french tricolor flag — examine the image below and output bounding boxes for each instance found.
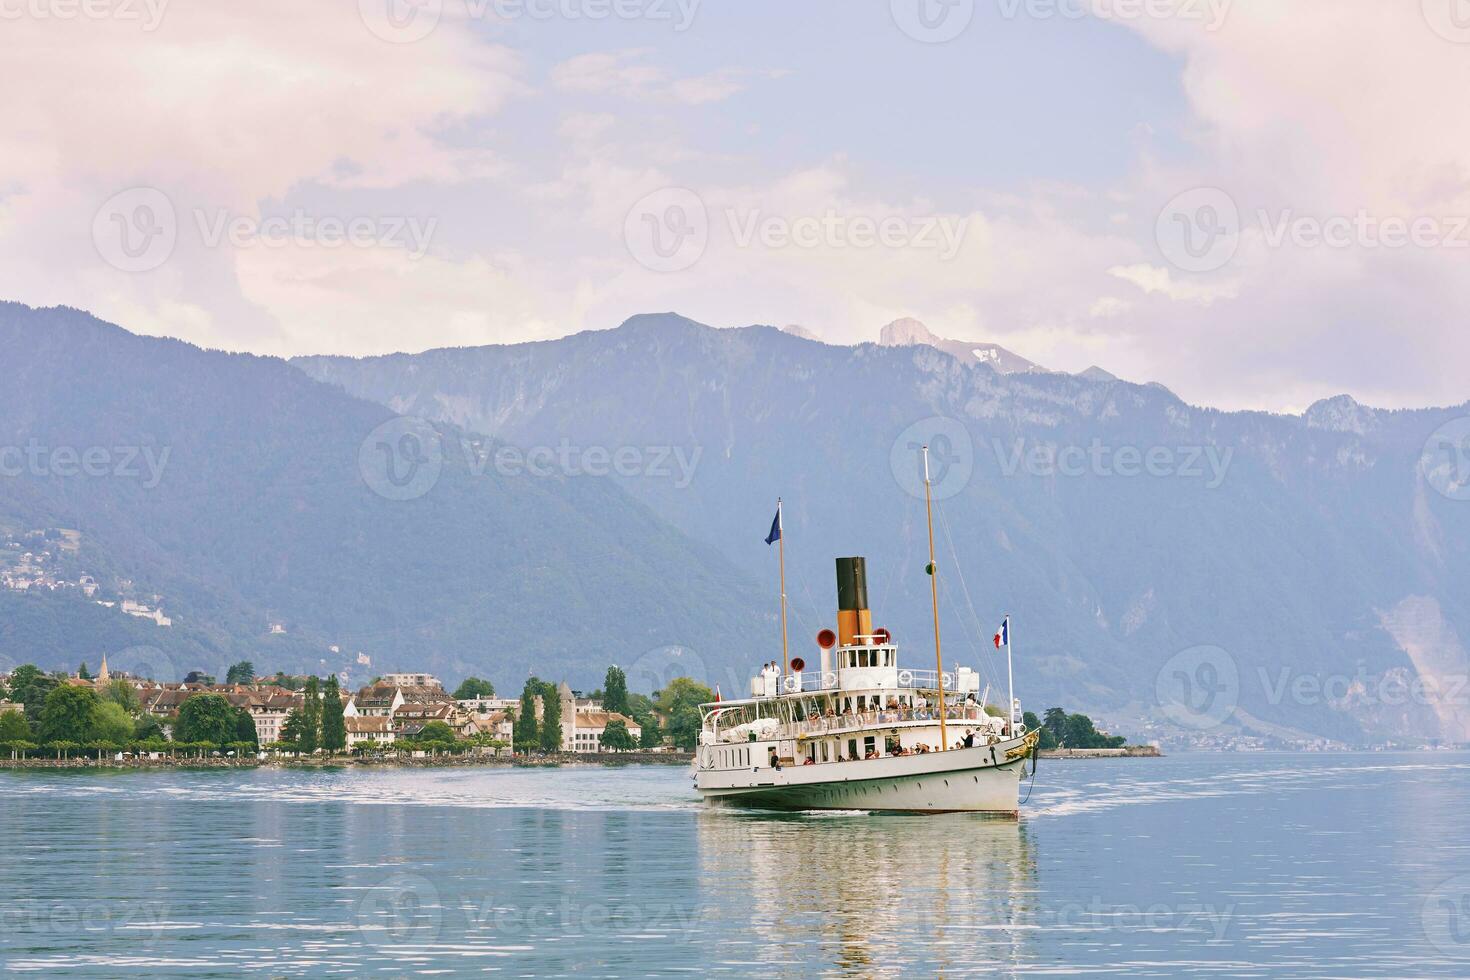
[993,617,1010,650]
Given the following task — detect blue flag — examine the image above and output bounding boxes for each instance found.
[765,501,782,545]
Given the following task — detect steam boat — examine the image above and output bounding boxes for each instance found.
[694,448,1037,815]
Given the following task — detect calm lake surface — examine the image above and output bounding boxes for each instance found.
[3,752,1469,977]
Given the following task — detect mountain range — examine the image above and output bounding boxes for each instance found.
[295,312,1470,745]
[4,301,1468,745]
[0,303,765,692]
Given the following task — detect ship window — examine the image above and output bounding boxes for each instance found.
[848,739,858,760]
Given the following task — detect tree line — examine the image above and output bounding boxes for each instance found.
[507,666,712,754]
[0,663,259,760]
[1023,707,1130,750]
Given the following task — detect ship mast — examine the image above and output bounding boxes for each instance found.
[777,498,789,675]
[922,446,948,749]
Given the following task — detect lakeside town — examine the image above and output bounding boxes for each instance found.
[0,657,681,763]
[0,656,1148,766]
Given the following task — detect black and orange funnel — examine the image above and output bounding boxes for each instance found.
[835,556,873,646]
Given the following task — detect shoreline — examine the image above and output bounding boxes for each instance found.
[1038,746,1163,759]
[0,751,695,771]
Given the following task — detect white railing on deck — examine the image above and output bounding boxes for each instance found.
[787,668,953,693]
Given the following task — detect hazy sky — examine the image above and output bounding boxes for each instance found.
[3,0,1468,413]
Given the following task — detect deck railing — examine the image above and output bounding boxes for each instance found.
[785,667,958,694]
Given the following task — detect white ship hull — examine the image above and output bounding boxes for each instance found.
[696,734,1034,816]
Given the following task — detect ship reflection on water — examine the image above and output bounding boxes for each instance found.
[697,809,1037,975]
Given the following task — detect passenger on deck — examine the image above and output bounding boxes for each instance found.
[962,729,976,748]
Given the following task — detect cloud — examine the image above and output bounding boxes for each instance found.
[1108,263,1237,304]
[550,49,782,105]
[0,0,524,350]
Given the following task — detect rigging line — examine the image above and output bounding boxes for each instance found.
[936,499,1002,692]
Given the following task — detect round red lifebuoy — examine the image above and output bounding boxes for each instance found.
[817,628,837,649]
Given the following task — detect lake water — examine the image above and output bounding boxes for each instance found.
[2,752,1469,977]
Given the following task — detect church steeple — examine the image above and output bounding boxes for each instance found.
[97,652,110,685]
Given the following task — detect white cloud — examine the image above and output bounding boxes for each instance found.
[1107,263,1237,304]
[550,49,782,105]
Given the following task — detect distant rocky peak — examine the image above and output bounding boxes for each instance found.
[878,317,941,347]
[877,317,1044,375]
[781,324,820,342]
[1304,394,1380,434]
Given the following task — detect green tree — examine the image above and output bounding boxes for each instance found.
[538,682,562,753]
[78,662,92,681]
[280,710,307,746]
[639,718,663,749]
[175,694,239,746]
[601,719,635,752]
[1062,712,1097,748]
[235,708,259,750]
[89,701,134,745]
[300,677,321,753]
[515,679,540,751]
[133,715,165,742]
[9,665,59,723]
[321,677,346,753]
[101,679,142,715]
[603,666,629,716]
[452,677,496,700]
[225,661,256,685]
[654,677,713,751]
[0,709,32,742]
[38,685,102,743]
[417,720,456,743]
[1043,708,1068,746]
